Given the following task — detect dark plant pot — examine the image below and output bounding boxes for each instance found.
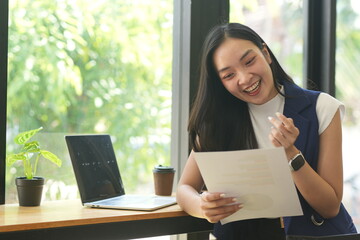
[15,177,45,206]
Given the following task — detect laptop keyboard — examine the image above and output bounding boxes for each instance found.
[92,195,176,207]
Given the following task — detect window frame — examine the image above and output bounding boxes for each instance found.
[0,0,9,204]
[303,0,336,95]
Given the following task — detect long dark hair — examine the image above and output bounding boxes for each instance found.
[188,22,294,152]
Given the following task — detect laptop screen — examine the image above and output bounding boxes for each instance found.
[65,134,125,203]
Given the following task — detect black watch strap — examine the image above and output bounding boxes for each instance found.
[289,152,305,171]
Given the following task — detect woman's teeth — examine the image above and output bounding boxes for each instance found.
[244,81,260,93]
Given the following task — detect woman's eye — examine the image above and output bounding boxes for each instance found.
[223,73,234,79]
[245,57,256,66]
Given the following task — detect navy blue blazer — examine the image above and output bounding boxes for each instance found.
[282,81,357,236]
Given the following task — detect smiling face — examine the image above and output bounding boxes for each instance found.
[213,38,278,105]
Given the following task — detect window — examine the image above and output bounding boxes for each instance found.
[6,0,173,202]
[336,0,360,230]
[230,0,303,85]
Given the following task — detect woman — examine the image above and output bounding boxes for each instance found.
[176,23,357,239]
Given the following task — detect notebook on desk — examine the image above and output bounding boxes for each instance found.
[65,134,177,211]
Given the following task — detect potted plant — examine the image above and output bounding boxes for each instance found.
[6,127,62,206]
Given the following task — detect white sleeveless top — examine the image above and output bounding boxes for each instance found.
[247,89,345,149]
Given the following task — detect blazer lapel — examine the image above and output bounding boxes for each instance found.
[282,82,312,152]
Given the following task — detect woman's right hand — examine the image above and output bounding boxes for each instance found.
[200,192,243,223]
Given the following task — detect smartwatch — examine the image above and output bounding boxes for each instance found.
[289,152,305,172]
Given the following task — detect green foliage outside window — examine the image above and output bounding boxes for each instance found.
[336,0,360,127]
[7,0,173,202]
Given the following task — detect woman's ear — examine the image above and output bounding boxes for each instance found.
[262,45,272,64]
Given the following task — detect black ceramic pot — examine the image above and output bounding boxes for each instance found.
[15,177,45,206]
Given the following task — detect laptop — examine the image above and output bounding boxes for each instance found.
[65,134,177,211]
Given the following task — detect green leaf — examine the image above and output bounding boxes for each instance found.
[23,141,41,153]
[14,127,43,145]
[6,153,27,166]
[39,150,62,167]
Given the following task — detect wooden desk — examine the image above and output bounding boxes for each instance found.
[0,199,213,240]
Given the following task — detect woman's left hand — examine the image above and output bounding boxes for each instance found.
[268,112,300,159]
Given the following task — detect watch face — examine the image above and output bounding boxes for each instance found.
[291,154,305,171]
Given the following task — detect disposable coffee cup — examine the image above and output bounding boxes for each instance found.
[153,165,175,196]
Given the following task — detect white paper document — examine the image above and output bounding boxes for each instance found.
[194,147,303,224]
